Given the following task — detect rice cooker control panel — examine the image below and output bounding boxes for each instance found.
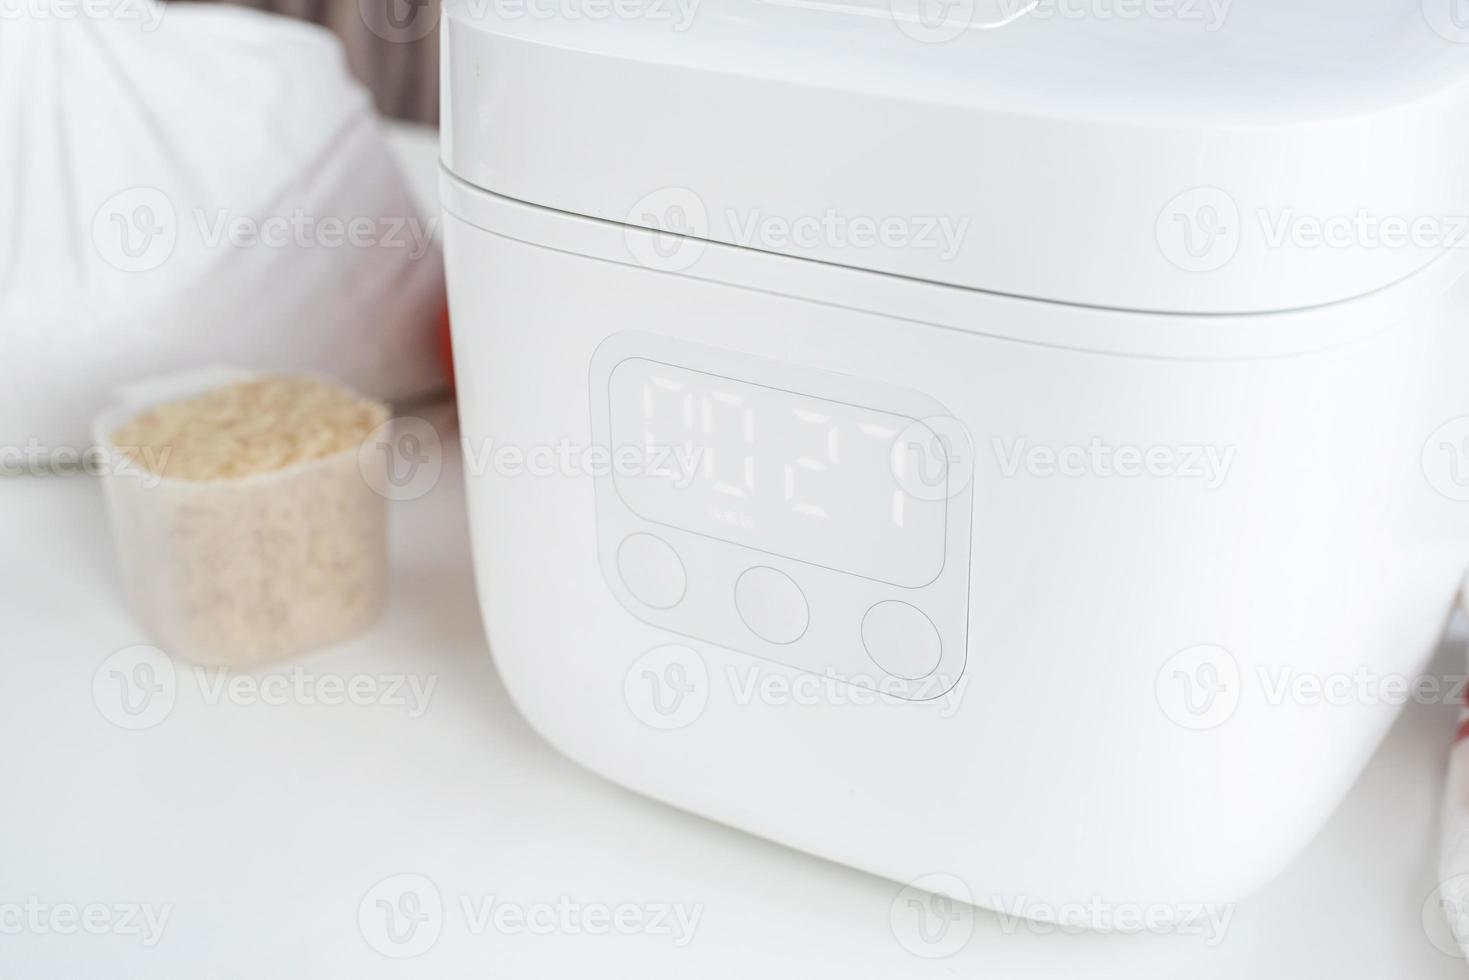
[590,333,972,701]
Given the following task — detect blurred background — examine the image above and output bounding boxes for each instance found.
[216,0,442,122]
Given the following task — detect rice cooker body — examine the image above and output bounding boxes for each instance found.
[440,0,1469,910]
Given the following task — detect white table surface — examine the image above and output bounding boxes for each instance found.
[4,404,1468,978]
[6,127,1469,978]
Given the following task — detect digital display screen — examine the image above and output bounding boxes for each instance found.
[607,358,948,588]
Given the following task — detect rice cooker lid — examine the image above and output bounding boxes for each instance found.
[441,0,1469,315]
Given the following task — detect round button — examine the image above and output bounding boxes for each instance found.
[734,566,809,645]
[862,601,942,680]
[616,533,686,609]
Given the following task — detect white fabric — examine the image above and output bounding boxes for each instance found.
[1439,744,1469,952]
[0,0,445,452]
[1440,590,1469,959]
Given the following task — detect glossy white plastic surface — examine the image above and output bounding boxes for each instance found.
[441,0,1469,313]
[443,176,1469,914]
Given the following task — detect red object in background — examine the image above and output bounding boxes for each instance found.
[438,305,455,389]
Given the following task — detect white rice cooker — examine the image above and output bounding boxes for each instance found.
[440,0,1469,917]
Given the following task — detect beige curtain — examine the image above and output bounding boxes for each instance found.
[209,0,441,124]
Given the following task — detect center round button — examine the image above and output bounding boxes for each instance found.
[734,566,809,645]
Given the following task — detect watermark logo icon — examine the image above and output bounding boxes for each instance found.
[891,416,975,502]
[1424,874,1469,957]
[1423,0,1469,42]
[1156,187,1241,273]
[358,873,444,958]
[624,644,709,730]
[890,873,976,958]
[624,188,709,272]
[358,0,439,42]
[1423,417,1469,502]
[1155,644,1241,731]
[92,187,177,273]
[358,416,444,501]
[93,645,177,731]
[890,0,976,41]
[888,0,1035,42]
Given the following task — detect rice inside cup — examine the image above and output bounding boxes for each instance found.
[99,374,392,666]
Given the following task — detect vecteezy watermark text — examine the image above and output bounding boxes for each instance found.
[0,0,165,29]
[724,208,969,261]
[466,0,699,28]
[462,438,706,488]
[93,646,439,731]
[992,895,1236,945]
[1157,186,1469,273]
[887,0,1229,44]
[1025,0,1230,28]
[1257,209,1469,252]
[991,437,1236,489]
[192,668,437,718]
[458,895,703,946]
[91,188,438,273]
[193,208,436,261]
[623,645,970,731]
[0,898,172,947]
[622,188,971,272]
[0,439,171,486]
[357,874,704,958]
[1155,643,1469,731]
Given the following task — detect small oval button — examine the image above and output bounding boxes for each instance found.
[616,533,687,610]
[734,566,809,645]
[862,601,941,680]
